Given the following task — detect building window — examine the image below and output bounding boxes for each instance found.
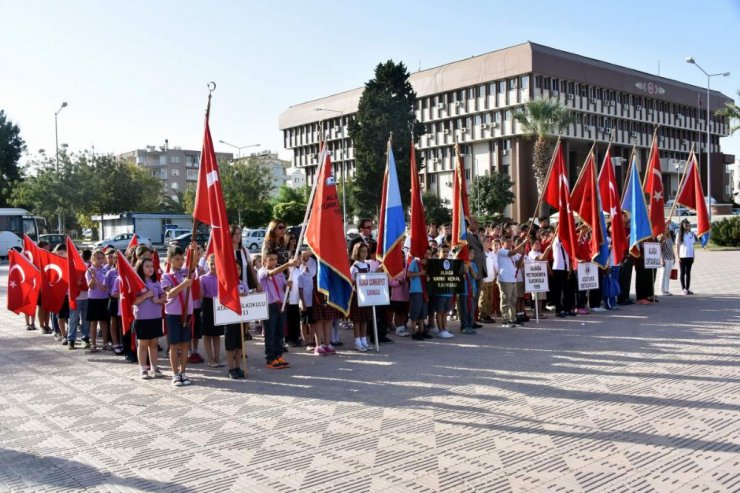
[508,78,517,90]
[171,182,179,190]
[159,155,167,165]
[498,81,505,94]
[186,170,198,181]
[521,75,529,89]
[136,155,145,164]
[170,155,180,164]
[171,168,180,176]
[535,75,543,89]
[478,84,486,98]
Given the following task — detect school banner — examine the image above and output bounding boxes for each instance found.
[426,258,465,295]
[577,262,600,291]
[643,242,661,269]
[356,273,390,307]
[524,261,549,293]
[214,293,269,325]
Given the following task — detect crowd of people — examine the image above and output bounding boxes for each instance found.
[12,213,700,386]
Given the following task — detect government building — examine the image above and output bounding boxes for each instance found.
[279,42,734,221]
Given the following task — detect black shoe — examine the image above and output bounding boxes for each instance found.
[516,316,527,324]
[41,326,52,334]
[556,311,568,318]
[567,311,577,317]
[26,325,37,331]
[237,368,245,378]
[379,336,393,344]
[228,369,239,379]
[68,341,76,350]
[480,317,495,324]
[124,353,138,363]
[472,322,483,329]
[288,340,302,347]
[422,332,434,339]
[411,333,425,341]
[331,340,343,346]
[244,332,253,341]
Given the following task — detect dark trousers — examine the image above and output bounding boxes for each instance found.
[551,270,575,313]
[265,303,286,362]
[679,257,694,290]
[286,304,301,343]
[618,257,634,302]
[635,262,654,300]
[367,305,388,343]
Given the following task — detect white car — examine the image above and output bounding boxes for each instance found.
[94,233,152,251]
[242,228,266,252]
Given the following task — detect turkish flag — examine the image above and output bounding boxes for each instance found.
[7,249,41,316]
[451,143,470,261]
[66,237,88,310]
[409,138,428,260]
[643,136,665,237]
[543,141,577,261]
[192,113,241,315]
[127,234,139,251]
[117,251,146,335]
[151,250,162,281]
[598,148,627,265]
[676,154,711,239]
[23,234,43,270]
[37,249,68,313]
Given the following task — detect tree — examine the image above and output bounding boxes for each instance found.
[0,110,26,207]
[159,190,186,214]
[182,189,196,214]
[422,192,452,226]
[470,172,516,220]
[273,201,307,226]
[513,99,574,209]
[272,184,308,205]
[349,60,425,217]
[715,90,740,135]
[220,157,273,227]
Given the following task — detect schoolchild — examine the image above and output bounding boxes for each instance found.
[407,247,433,339]
[259,253,299,369]
[198,254,224,368]
[51,243,70,345]
[223,262,249,379]
[428,244,452,340]
[104,249,123,354]
[161,246,194,387]
[349,242,374,351]
[68,248,91,350]
[132,257,167,379]
[85,249,110,352]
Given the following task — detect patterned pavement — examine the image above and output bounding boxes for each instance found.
[0,249,739,492]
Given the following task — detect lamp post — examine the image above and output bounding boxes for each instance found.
[54,101,68,233]
[685,57,730,224]
[315,108,347,229]
[218,140,260,159]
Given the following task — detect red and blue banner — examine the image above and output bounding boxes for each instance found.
[621,158,653,256]
[376,139,406,278]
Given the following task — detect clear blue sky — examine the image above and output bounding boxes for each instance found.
[2,0,739,163]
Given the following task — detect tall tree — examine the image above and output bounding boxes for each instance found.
[0,110,26,207]
[513,99,574,208]
[715,90,740,135]
[159,190,186,214]
[422,192,452,226]
[220,157,273,227]
[349,60,425,217]
[469,172,516,218]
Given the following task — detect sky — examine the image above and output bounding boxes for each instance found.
[2,0,739,165]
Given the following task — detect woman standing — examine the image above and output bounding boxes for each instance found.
[676,219,696,295]
[659,224,675,296]
[262,220,291,267]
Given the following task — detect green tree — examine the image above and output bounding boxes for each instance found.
[422,192,452,226]
[220,157,273,227]
[513,98,574,210]
[182,188,196,214]
[0,110,26,207]
[715,90,740,135]
[470,172,516,219]
[273,201,307,226]
[348,60,425,216]
[159,190,186,214]
[272,184,308,205]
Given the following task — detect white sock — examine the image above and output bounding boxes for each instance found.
[355,337,362,347]
[361,337,369,346]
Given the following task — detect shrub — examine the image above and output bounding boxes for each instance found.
[711,216,740,247]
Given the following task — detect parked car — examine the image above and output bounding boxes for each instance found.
[39,234,65,250]
[664,200,692,217]
[242,228,266,252]
[163,228,190,244]
[94,233,152,251]
[167,232,210,250]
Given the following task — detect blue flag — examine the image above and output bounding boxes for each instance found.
[621,160,652,255]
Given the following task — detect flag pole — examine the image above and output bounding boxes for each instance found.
[620,139,639,204]
[642,125,661,188]
[665,144,696,223]
[281,139,327,311]
[527,133,562,231]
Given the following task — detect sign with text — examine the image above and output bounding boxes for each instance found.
[577,262,600,291]
[643,242,661,269]
[356,273,390,307]
[524,261,549,293]
[214,293,269,326]
[426,258,465,295]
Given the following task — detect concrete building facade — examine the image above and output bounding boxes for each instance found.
[236,151,292,196]
[279,42,734,221]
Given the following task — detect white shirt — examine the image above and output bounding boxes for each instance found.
[288,266,301,305]
[483,251,496,282]
[679,232,695,258]
[497,248,518,283]
[552,237,570,271]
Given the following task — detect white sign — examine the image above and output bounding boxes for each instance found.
[524,261,549,293]
[356,273,390,307]
[577,262,600,291]
[214,293,269,326]
[643,242,661,269]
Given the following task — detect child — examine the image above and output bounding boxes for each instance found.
[199,254,224,367]
[408,247,434,339]
[36,240,52,334]
[85,249,110,352]
[428,244,452,341]
[67,248,91,350]
[121,245,153,363]
[349,243,374,351]
[132,257,167,379]
[161,246,194,386]
[223,262,249,379]
[297,253,319,351]
[527,238,552,318]
[188,244,206,364]
[52,244,70,345]
[104,249,123,354]
[251,254,263,336]
[258,253,298,369]
[388,268,410,338]
[285,258,303,348]
[458,249,478,335]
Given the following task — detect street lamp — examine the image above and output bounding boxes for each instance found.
[54,101,68,233]
[685,57,730,224]
[315,107,347,228]
[218,140,260,159]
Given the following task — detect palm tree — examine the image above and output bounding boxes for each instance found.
[159,191,185,214]
[715,90,740,135]
[513,98,575,198]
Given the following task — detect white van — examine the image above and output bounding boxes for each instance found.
[0,208,47,260]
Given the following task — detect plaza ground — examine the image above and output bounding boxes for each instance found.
[0,250,738,492]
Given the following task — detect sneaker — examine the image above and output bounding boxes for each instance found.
[379,336,393,344]
[331,340,344,346]
[26,325,37,331]
[140,369,151,379]
[207,361,219,367]
[545,304,556,311]
[395,327,411,337]
[149,367,163,378]
[592,307,607,312]
[228,368,239,379]
[567,311,577,317]
[124,353,138,363]
[41,326,52,334]
[237,368,245,378]
[461,328,477,335]
[325,345,337,355]
[113,344,124,355]
[172,374,183,386]
[180,374,192,386]
[315,346,329,356]
[411,333,425,341]
[516,316,528,324]
[556,311,568,318]
[501,321,514,328]
[266,359,283,369]
[422,332,434,339]
[472,322,483,329]
[187,354,201,364]
[354,343,368,352]
[661,291,673,296]
[275,357,291,368]
[68,341,76,350]
[306,344,316,351]
[61,337,68,346]
[576,308,589,315]
[83,339,91,349]
[438,330,455,339]
[687,290,694,295]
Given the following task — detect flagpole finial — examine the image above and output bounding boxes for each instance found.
[208,81,216,93]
